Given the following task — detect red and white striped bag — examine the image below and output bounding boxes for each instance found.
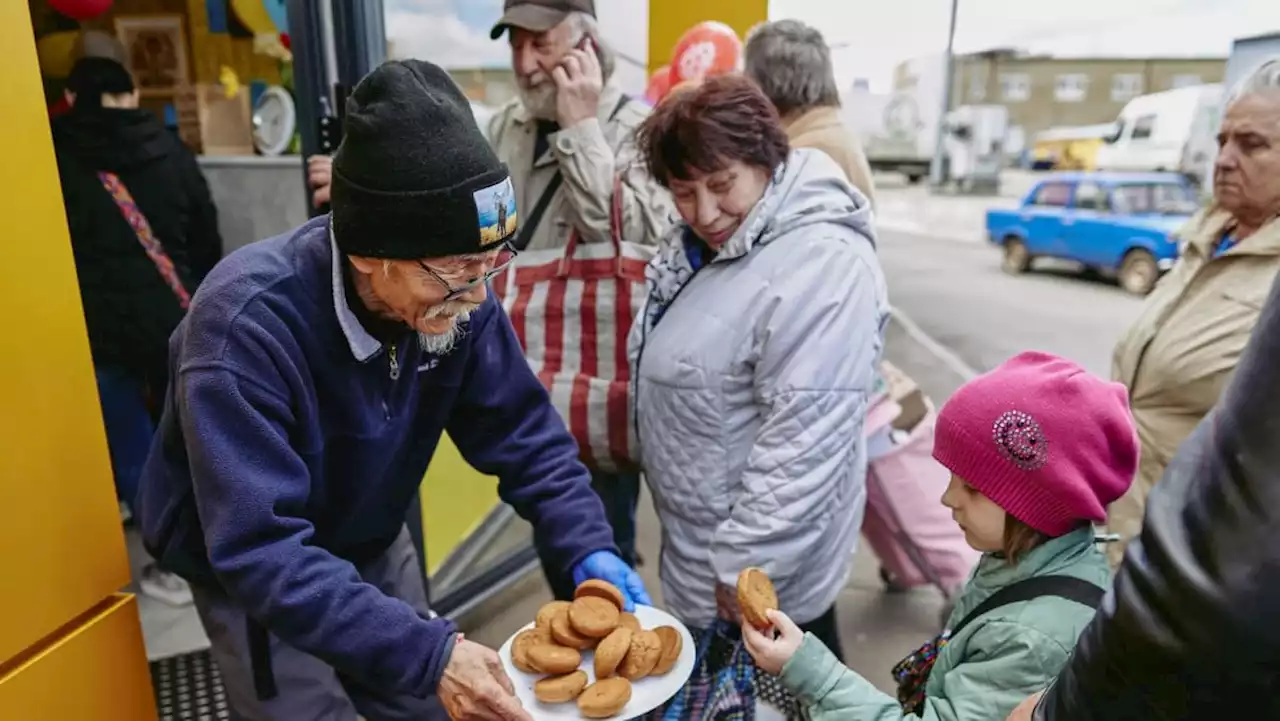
[490,180,654,472]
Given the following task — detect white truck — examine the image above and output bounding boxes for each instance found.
[841,54,946,184]
[1093,84,1223,186]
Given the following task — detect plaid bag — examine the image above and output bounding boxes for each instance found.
[643,620,805,721]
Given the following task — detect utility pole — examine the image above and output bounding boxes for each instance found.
[929,0,959,188]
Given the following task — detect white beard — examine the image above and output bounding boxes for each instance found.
[417,309,472,356]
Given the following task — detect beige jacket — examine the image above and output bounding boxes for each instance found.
[484,81,674,252]
[784,107,876,208]
[1108,208,1280,564]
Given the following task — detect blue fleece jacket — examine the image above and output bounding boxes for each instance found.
[135,216,615,699]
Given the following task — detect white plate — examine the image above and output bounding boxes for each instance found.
[498,604,696,720]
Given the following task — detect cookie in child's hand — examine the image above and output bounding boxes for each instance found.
[736,567,779,630]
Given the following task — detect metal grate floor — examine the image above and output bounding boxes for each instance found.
[150,650,232,721]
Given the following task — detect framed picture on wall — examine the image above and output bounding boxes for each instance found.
[114,15,190,97]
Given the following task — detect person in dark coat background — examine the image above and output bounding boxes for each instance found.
[52,56,222,605]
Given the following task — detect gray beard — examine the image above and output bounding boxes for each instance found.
[417,310,471,356]
[517,83,558,121]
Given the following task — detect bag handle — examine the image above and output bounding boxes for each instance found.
[97,171,192,310]
[949,575,1105,638]
[559,173,627,277]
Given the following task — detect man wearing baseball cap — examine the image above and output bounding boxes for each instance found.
[136,59,649,721]
[485,0,674,602]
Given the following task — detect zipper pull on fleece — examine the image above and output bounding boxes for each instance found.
[388,343,400,380]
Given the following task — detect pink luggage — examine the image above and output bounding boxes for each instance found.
[862,400,980,598]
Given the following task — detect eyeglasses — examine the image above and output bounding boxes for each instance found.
[417,241,518,301]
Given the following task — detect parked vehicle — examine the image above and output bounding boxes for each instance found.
[985,171,1200,295]
[1031,123,1118,171]
[842,53,945,183]
[1094,84,1223,187]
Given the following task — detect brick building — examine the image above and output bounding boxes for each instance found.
[911,49,1227,152]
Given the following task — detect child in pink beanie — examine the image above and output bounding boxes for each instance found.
[742,351,1137,721]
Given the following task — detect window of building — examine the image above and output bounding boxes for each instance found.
[968,66,986,101]
[1054,74,1089,102]
[1000,73,1030,102]
[1111,74,1144,102]
[1032,183,1073,207]
[1131,114,1156,140]
[1171,74,1202,89]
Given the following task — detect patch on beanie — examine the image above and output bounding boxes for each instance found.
[475,177,518,246]
[992,410,1048,471]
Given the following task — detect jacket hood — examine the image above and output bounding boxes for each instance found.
[53,106,178,173]
[715,148,875,261]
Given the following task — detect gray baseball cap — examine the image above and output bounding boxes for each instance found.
[489,0,596,40]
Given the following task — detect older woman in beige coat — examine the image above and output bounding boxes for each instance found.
[1107,59,1280,568]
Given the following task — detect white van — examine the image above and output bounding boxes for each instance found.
[1094,84,1223,185]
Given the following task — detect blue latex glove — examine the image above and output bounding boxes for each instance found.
[572,551,652,612]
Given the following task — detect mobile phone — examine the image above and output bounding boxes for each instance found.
[574,34,599,57]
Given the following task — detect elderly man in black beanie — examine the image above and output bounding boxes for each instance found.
[134,59,649,721]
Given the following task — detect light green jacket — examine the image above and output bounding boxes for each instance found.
[779,528,1108,721]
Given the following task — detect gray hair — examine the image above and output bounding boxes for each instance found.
[1228,56,1280,104]
[743,19,841,117]
[566,12,616,83]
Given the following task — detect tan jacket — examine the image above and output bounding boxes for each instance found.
[784,107,876,208]
[1108,208,1280,563]
[485,81,674,252]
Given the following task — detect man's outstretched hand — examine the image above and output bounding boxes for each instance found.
[438,639,532,721]
[573,551,652,611]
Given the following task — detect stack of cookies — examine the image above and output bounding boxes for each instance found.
[510,580,683,719]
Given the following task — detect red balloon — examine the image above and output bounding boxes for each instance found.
[645,65,674,105]
[49,0,113,21]
[668,21,742,85]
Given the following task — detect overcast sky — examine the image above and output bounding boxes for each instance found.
[385,0,1278,91]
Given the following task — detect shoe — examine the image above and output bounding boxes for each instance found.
[139,564,194,607]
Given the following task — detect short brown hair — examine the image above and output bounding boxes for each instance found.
[637,74,791,187]
[1002,516,1050,564]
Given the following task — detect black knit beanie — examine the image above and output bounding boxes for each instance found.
[331,59,516,259]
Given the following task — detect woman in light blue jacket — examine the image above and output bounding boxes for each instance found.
[629,74,889,659]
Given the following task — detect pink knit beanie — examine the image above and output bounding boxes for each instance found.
[932,351,1139,536]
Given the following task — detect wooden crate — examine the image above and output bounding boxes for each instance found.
[174,83,254,155]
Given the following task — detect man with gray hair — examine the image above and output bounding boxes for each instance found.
[745,19,876,206]
[487,0,673,602]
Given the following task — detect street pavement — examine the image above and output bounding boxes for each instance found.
[458,188,1150,696]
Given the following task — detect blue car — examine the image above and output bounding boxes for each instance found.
[985,171,1200,295]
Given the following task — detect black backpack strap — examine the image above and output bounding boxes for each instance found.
[950,575,1105,638]
[512,94,633,251]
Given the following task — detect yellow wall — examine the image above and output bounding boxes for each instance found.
[647,0,768,74]
[0,3,155,718]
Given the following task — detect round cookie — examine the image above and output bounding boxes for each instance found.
[650,626,683,676]
[569,596,620,639]
[534,670,589,704]
[511,628,549,674]
[574,579,626,611]
[593,626,633,679]
[618,612,642,633]
[737,567,779,630]
[551,607,596,650]
[577,677,632,719]
[618,629,662,680]
[535,600,572,630]
[527,644,582,675]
